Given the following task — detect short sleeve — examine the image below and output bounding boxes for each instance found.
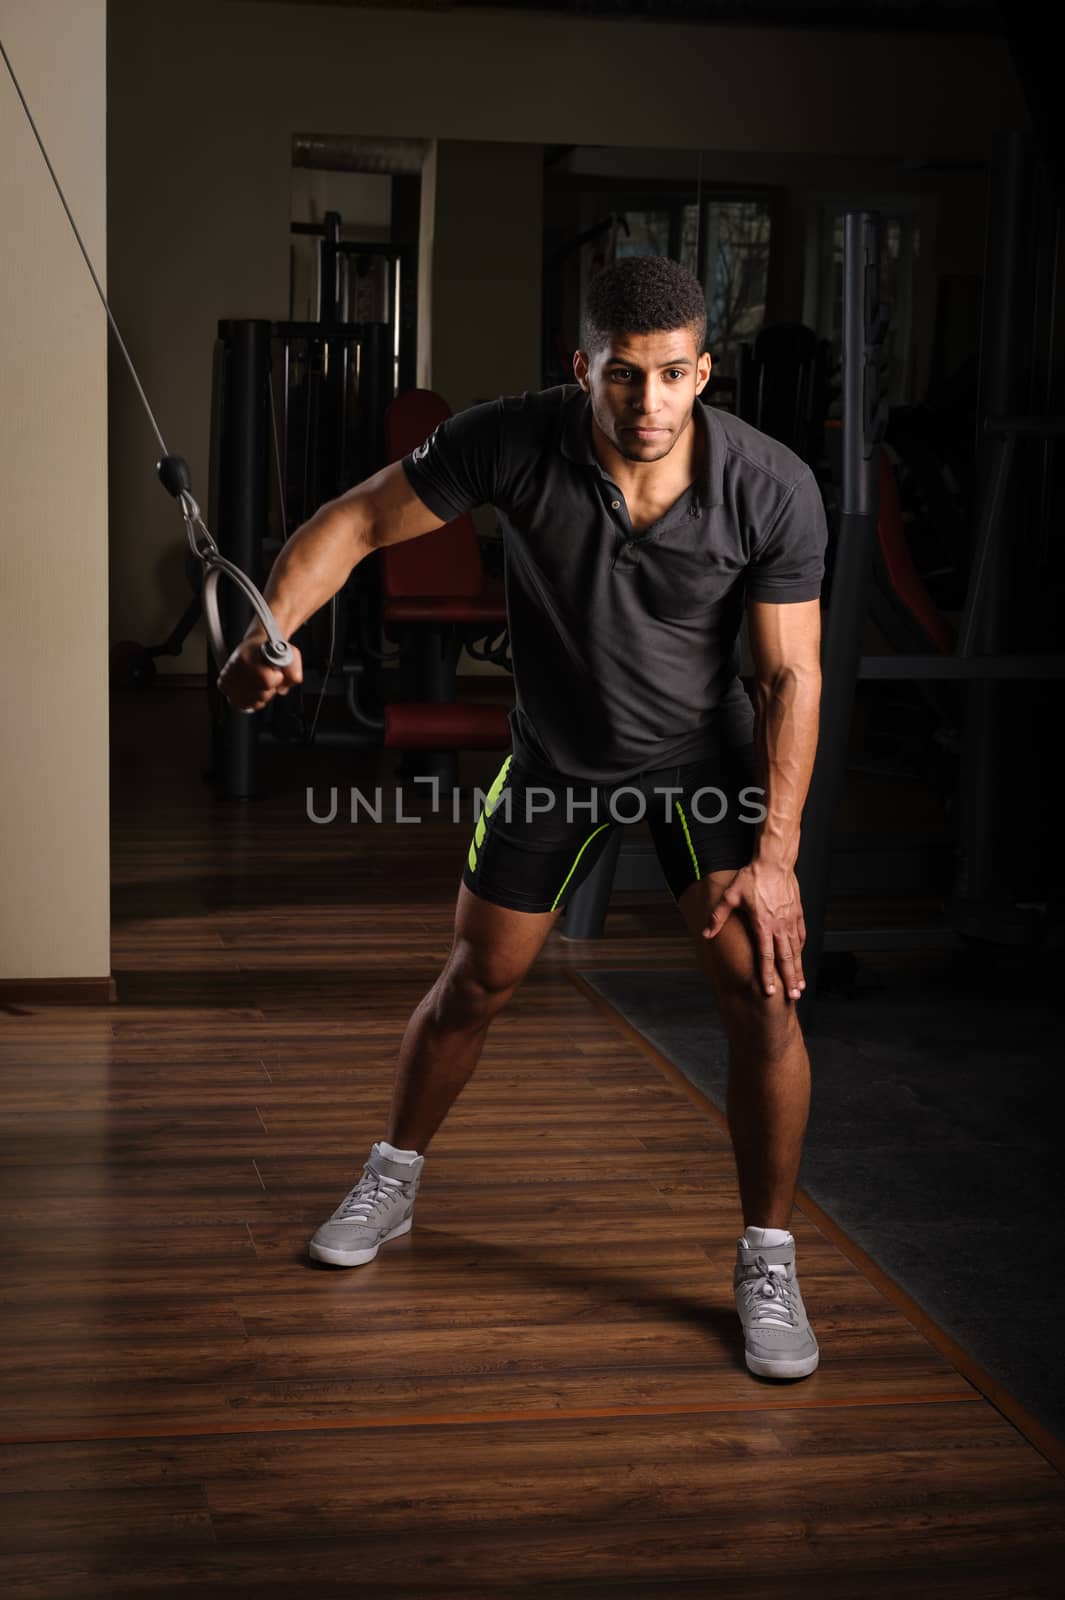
[746,467,828,603]
[400,399,503,521]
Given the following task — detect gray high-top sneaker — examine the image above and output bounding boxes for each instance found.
[733,1235,820,1379]
[308,1143,425,1266]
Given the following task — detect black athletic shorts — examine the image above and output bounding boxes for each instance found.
[462,746,762,915]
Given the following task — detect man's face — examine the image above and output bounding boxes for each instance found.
[574,326,712,464]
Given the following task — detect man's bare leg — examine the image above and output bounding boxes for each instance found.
[384,882,563,1154]
[677,871,811,1231]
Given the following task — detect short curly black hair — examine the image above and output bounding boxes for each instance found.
[581,255,707,355]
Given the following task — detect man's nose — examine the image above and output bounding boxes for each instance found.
[633,382,662,414]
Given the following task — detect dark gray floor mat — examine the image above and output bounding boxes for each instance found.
[581,958,1061,1445]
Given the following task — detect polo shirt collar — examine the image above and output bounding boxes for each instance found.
[559,385,598,466]
[559,383,724,509]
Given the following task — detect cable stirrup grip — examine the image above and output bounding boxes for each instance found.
[156,454,294,675]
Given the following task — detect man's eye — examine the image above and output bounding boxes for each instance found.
[667,369,685,379]
[610,369,632,381]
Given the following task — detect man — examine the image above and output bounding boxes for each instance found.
[219,256,828,1381]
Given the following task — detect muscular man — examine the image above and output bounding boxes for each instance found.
[220,256,828,1381]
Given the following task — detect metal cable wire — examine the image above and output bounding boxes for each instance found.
[3,32,293,682]
[1,35,170,461]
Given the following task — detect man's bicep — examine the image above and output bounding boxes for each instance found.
[334,460,449,552]
[746,597,822,680]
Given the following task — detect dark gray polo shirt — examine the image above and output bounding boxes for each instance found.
[401,383,827,782]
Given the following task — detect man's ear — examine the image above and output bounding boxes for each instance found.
[695,350,712,396]
[573,349,591,392]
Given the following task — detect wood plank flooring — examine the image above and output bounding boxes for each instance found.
[0,689,1061,1597]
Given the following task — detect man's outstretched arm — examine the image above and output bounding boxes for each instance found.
[704,597,823,1000]
[217,462,447,712]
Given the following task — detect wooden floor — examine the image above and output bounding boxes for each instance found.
[1,689,1063,1597]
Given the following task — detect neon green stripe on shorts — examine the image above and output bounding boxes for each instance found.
[468,754,512,873]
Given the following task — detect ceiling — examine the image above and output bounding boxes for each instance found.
[259,0,1003,31]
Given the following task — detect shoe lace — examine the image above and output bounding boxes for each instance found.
[741,1252,796,1330]
[336,1165,410,1223]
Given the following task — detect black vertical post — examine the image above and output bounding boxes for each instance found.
[317,211,342,324]
[397,245,418,395]
[796,213,888,1025]
[362,320,391,479]
[214,317,272,800]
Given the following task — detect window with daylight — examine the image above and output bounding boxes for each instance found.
[543,158,782,393]
[603,196,774,383]
[687,199,773,381]
[615,210,672,259]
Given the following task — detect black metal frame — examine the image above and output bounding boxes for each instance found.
[207,316,394,798]
[292,212,417,396]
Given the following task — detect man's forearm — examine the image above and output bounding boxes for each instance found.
[750,667,822,869]
[243,499,370,642]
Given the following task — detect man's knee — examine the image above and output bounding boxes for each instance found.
[716,972,802,1064]
[431,954,521,1031]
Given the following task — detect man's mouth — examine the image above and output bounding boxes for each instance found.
[627,427,667,440]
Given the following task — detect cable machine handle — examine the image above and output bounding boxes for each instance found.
[156,454,294,680]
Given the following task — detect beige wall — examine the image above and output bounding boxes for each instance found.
[0,0,110,981]
[106,0,1029,662]
[429,140,544,417]
[417,138,438,392]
